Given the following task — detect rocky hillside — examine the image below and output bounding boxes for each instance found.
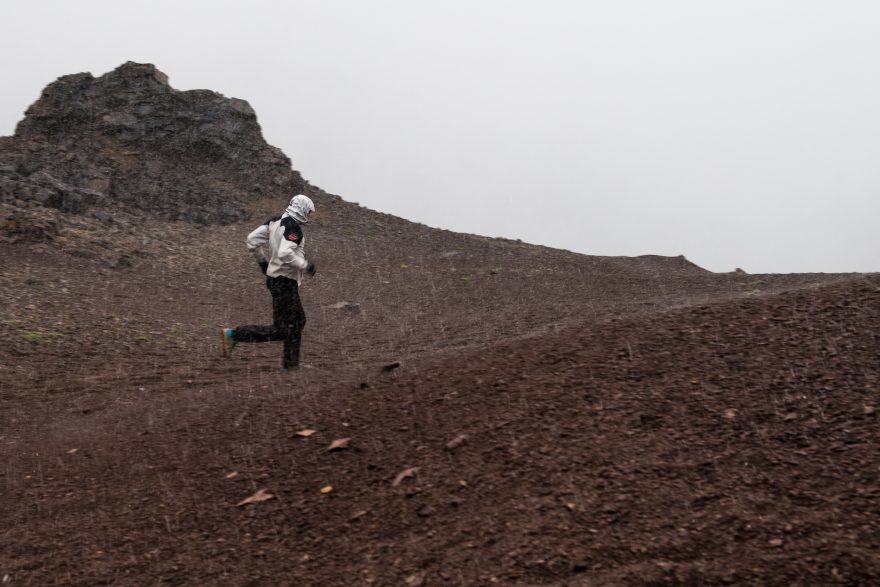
[0,61,309,228]
[2,63,875,586]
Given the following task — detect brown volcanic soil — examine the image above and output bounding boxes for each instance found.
[1,198,878,586]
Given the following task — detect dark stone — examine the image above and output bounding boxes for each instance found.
[91,210,114,224]
[1,61,312,224]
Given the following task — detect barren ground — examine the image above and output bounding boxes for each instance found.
[1,201,877,586]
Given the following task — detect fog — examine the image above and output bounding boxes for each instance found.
[3,0,879,273]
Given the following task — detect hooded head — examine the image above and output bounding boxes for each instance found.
[284,194,315,224]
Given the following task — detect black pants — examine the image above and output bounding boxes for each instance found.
[232,276,306,369]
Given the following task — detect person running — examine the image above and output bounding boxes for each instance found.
[220,194,317,371]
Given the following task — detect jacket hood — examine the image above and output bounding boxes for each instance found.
[284,194,315,224]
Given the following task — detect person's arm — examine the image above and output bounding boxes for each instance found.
[278,219,315,275]
[246,223,270,273]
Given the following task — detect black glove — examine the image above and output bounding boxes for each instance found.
[306,262,317,277]
[258,260,269,275]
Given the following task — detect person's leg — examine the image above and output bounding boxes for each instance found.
[231,325,283,342]
[230,278,285,342]
[281,282,306,370]
[222,277,304,366]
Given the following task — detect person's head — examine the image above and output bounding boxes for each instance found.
[285,194,315,223]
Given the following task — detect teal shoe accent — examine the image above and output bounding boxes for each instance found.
[220,327,236,358]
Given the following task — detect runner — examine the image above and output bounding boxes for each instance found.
[221,194,316,371]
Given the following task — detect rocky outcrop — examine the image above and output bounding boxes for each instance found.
[0,62,310,224]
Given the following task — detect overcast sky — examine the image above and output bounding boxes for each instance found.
[3,1,879,273]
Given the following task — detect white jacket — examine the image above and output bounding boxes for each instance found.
[245,218,307,282]
[246,195,315,283]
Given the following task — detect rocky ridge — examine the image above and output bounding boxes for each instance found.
[0,61,311,237]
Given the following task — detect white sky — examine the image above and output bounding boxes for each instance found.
[3,0,879,273]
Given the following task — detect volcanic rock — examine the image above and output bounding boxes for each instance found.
[0,61,309,224]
